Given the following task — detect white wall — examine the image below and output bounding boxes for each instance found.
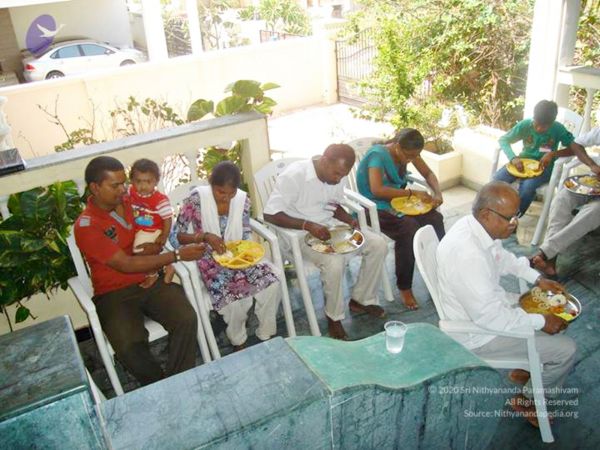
[9,0,132,49]
[0,36,331,158]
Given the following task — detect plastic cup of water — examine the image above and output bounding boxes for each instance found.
[385,321,407,354]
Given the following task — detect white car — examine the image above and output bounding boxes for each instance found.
[22,39,146,82]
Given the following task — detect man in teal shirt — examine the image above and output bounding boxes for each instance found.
[493,100,576,216]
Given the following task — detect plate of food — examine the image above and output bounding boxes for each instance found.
[390,195,433,216]
[506,158,544,178]
[519,287,581,322]
[304,225,364,255]
[563,174,600,196]
[212,240,265,270]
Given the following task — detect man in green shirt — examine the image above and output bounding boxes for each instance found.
[493,100,577,216]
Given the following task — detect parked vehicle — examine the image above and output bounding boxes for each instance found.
[22,39,146,82]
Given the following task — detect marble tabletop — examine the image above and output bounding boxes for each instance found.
[0,316,89,421]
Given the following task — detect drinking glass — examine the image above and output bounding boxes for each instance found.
[385,321,407,354]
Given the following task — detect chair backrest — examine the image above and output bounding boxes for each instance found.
[347,137,380,192]
[413,225,447,320]
[556,107,584,138]
[67,233,93,296]
[254,157,303,218]
[167,179,209,213]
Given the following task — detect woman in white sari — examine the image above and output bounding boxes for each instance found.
[170,162,280,350]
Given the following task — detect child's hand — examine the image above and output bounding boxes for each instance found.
[539,153,554,170]
[510,157,524,172]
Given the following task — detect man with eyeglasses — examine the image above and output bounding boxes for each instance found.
[437,181,576,427]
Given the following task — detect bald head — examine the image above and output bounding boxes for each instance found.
[323,144,356,168]
[473,181,519,216]
[314,143,356,185]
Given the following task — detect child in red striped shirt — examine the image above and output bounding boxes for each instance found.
[129,159,175,286]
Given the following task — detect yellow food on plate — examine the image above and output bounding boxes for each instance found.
[212,240,265,269]
[579,176,600,188]
[506,159,543,178]
[391,196,433,215]
[520,290,578,321]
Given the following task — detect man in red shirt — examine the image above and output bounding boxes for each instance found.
[74,156,206,386]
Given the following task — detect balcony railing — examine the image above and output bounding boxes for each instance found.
[0,111,271,218]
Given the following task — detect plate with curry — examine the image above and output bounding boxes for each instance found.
[519,287,581,322]
[213,240,265,270]
[506,158,544,178]
[563,174,600,197]
[390,195,433,216]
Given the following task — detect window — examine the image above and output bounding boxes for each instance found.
[51,45,81,59]
[81,44,112,57]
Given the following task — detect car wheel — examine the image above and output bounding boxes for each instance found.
[120,60,135,66]
[45,71,64,79]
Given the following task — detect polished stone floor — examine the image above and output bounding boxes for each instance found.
[80,189,600,449]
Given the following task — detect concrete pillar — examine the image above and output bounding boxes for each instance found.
[554,0,582,108]
[523,0,564,117]
[185,0,204,55]
[141,0,168,61]
[524,0,581,117]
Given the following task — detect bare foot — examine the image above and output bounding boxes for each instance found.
[530,253,557,277]
[507,394,554,428]
[400,289,419,310]
[327,318,349,340]
[349,299,386,318]
[232,342,246,352]
[163,264,176,283]
[508,369,530,385]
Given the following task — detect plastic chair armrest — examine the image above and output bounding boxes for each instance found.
[439,320,534,339]
[250,218,278,243]
[68,277,96,314]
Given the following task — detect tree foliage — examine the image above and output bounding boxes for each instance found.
[239,0,312,35]
[346,0,534,130]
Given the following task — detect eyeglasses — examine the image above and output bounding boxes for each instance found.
[486,208,519,225]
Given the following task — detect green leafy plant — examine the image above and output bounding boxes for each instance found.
[253,0,312,35]
[345,0,533,130]
[187,79,279,179]
[0,181,83,327]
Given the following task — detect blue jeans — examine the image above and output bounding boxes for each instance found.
[493,165,553,215]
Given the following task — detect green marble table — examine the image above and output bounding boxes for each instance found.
[0,316,106,449]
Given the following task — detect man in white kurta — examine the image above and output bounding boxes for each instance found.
[263,144,388,340]
[437,181,576,424]
[532,127,600,276]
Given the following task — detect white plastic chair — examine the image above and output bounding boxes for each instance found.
[413,225,554,443]
[254,157,387,336]
[67,233,211,396]
[167,181,297,360]
[490,108,584,246]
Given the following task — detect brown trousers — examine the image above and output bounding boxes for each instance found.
[94,278,197,386]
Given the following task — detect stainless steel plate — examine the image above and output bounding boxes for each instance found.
[304,225,365,255]
[519,289,582,322]
[564,175,600,197]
